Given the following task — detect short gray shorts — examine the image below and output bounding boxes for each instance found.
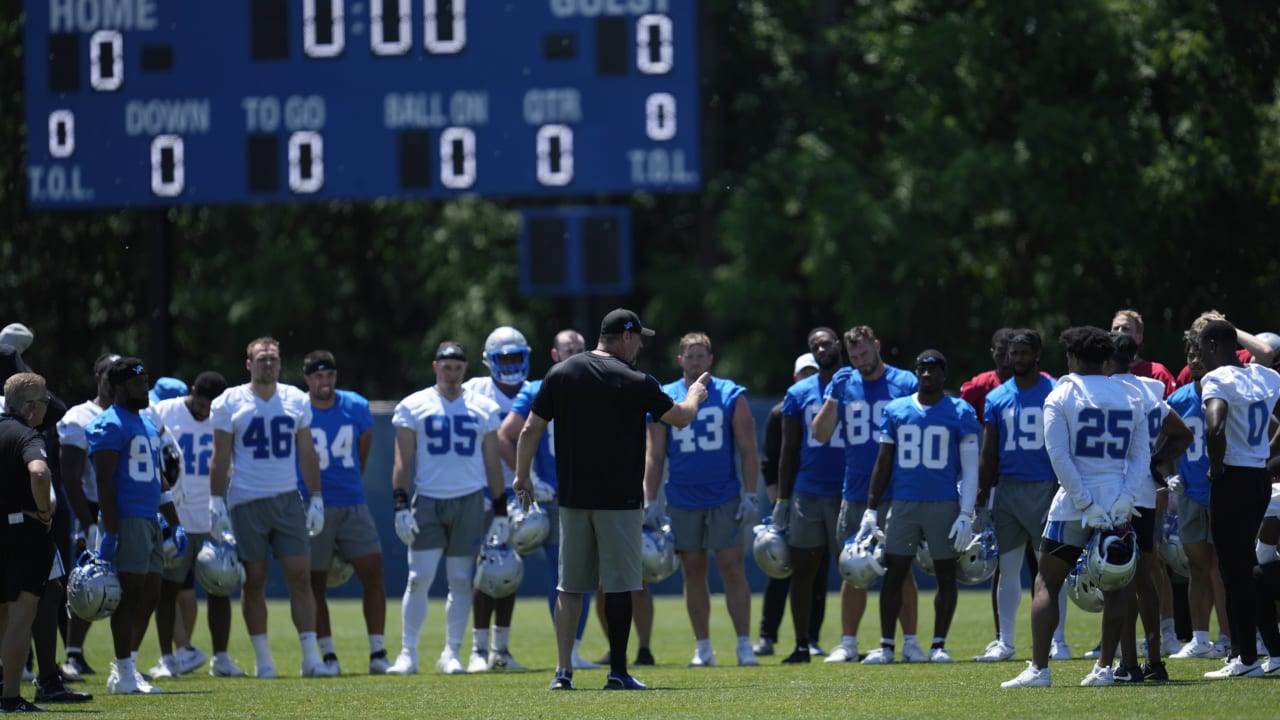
[836,500,885,544]
[669,497,743,552]
[1041,519,1093,561]
[993,478,1057,553]
[1176,494,1213,545]
[162,531,209,585]
[117,516,164,575]
[411,490,485,557]
[310,504,383,571]
[789,493,841,555]
[558,506,642,594]
[231,491,311,563]
[884,499,961,560]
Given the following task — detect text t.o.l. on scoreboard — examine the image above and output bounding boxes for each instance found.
[23,0,701,208]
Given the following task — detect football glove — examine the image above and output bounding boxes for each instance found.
[856,508,879,542]
[98,532,119,565]
[170,524,188,556]
[488,517,510,544]
[771,499,791,532]
[643,501,664,529]
[1109,494,1138,526]
[1081,503,1112,530]
[1164,474,1184,495]
[395,509,419,546]
[948,512,974,553]
[210,496,232,537]
[736,494,760,524]
[306,496,325,537]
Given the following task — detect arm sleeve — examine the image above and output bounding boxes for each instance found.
[958,433,979,514]
[1043,391,1093,512]
[762,406,782,484]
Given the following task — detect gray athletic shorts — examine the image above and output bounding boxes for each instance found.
[117,516,164,575]
[669,497,743,552]
[162,531,208,585]
[993,478,1057,553]
[411,490,485,557]
[1041,520,1092,561]
[231,491,311,563]
[1177,494,1213,545]
[789,493,842,554]
[884,499,961,560]
[558,506,642,594]
[310,504,383,571]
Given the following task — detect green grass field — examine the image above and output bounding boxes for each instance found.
[64,590,1276,719]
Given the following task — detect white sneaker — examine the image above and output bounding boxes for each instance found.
[929,647,954,663]
[901,638,929,663]
[1001,661,1052,688]
[861,647,894,665]
[1162,632,1183,657]
[107,662,139,694]
[1049,640,1072,661]
[1204,658,1263,678]
[467,649,490,673]
[488,650,528,672]
[369,651,393,675]
[824,644,858,663]
[1257,633,1268,657]
[737,646,760,667]
[974,640,1015,662]
[209,655,248,677]
[323,655,342,676]
[255,662,277,679]
[386,649,418,675]
[149,654,181,679]
[436,648,465,675]
[1261,656,1280,674]
[1082,642,1103,659]
[687,648,717,667]
[133,669,162,694]
[302,660,339,678]
[176,646,209,674]
[1171,638,1222,659]
[1080,663,1115,686]
[571,650,600,670]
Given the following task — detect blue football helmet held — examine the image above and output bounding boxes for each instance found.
[484,326,531,385]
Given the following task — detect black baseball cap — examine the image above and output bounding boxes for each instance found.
[915,349,947,367]
[107,357,147,386]
[434,342,467,362]
[600,308,655,337]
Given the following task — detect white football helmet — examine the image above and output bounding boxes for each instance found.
[642,519,680,584]
[195,531,246,597]
[915,539,936,576]
[66,550,122,621]
[838,535,886,589]
[752,518,792,579]
[509,500,551,556]
[483,326,531,385]
[327,554,355,588]
[1085,526,1139,591]
[956,524,999,585]
[474,537,524,598]
[1160,511,1190,578]
[1066,552,1105,613]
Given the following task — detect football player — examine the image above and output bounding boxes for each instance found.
[862,350,979,665]
[1197,320,1280,678]
[299,351,387,675]
[496,329,600,670]
[976,331,1073,662]
[811,326,922,664]
[145,371,245,678]
[87,358,187,694]
[644,332,761,667]
[208,337,334,679]
[1003,327,1150,688]
[387,342,506,676]
[465,327,532,673]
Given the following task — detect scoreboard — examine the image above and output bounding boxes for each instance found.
[23,0,701,208]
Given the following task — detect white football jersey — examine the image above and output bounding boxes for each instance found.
[1113,372,1171,509]
[211,383,313,507]
[147,396,214,532]
[393,386,501,499]
[56,400,107,503]
[1044,374,1151,522]
[1201,364,1280,468]
[462,375,526,486]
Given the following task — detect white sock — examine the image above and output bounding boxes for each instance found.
[494,626,511,652]
[162,652,177,664]
[369,634,385,655]
[118,656,135,673]
[473,627,490,652]
[902,634,916,646]
[696,638,712,655]
[842,635,857,650]
[1053,584,1068,644]
[318,636,336,656]
[251,634,273,665]
[299,631,322,668]
[996,550,1023,646]
[444,557,474,652]
[215,651,231,662]
[402,549,443,651]
[738,636,752,651]
[1193,630,1210,644]
[67,646,83,656]
[1160,617,1175,635]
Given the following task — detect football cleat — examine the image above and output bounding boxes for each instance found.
[467,649,490,673]
[604,671,647,690]
[1049,640,1073,661]
[1142,661,1170,682]
[436,648,465,675]
[687,649,717,668]
[148,655,180,679]
[1001,662,1051,688]
[736,646,760,667]
[974,640,1015,662]
[928,647,954,663]
[634,648,656,666]
[488,650,527,672]
[860,647,894,665]
[369,650,392,675]
[781,648,810,664]
[825,644,858,663]
[132,669,162,694]
[62,653,95,678]
[302,659,339,678]
[1171,639,1223,659]
[34,675,93,703]
[807,642,827,657]
[1261,657,1280,675]
[385,649,418,675]
[1112,665,1144,683]
[549,669,574,690]
[752,638,775,657]
[1204,658,1263,678]
[176,646,208,675]
[106,662,136,695]
[1080,663,1115,686]
[209,656,247,677]
[901,638,928,663]
[322,653,342,676]
[0,698,46,713]
[254,662,277,679]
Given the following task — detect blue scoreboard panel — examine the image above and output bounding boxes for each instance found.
[24,0,700,208]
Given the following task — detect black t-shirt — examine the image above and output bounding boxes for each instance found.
[761,402,783,487]
[531,352,675,510]
[0,414,47,515]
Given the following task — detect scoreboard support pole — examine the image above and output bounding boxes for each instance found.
[146,210,174,376]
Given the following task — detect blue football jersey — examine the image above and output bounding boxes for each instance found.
[511,379,558,489]
[824,365,918,502]
[879,395,981,502]
[86,405,163,519]
[1167,382,1209,506]
[983,375,1058,482]
[781,374,844,498]
[660,376,746,510]
[300,390,373,507]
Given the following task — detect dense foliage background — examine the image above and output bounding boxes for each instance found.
[5,1,1280,400]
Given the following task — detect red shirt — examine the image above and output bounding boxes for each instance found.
[1130,359,1176,398]
[1175,349,1253,388]
[960,371,1004,425]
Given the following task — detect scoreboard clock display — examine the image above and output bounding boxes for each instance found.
[23,0,701,207]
